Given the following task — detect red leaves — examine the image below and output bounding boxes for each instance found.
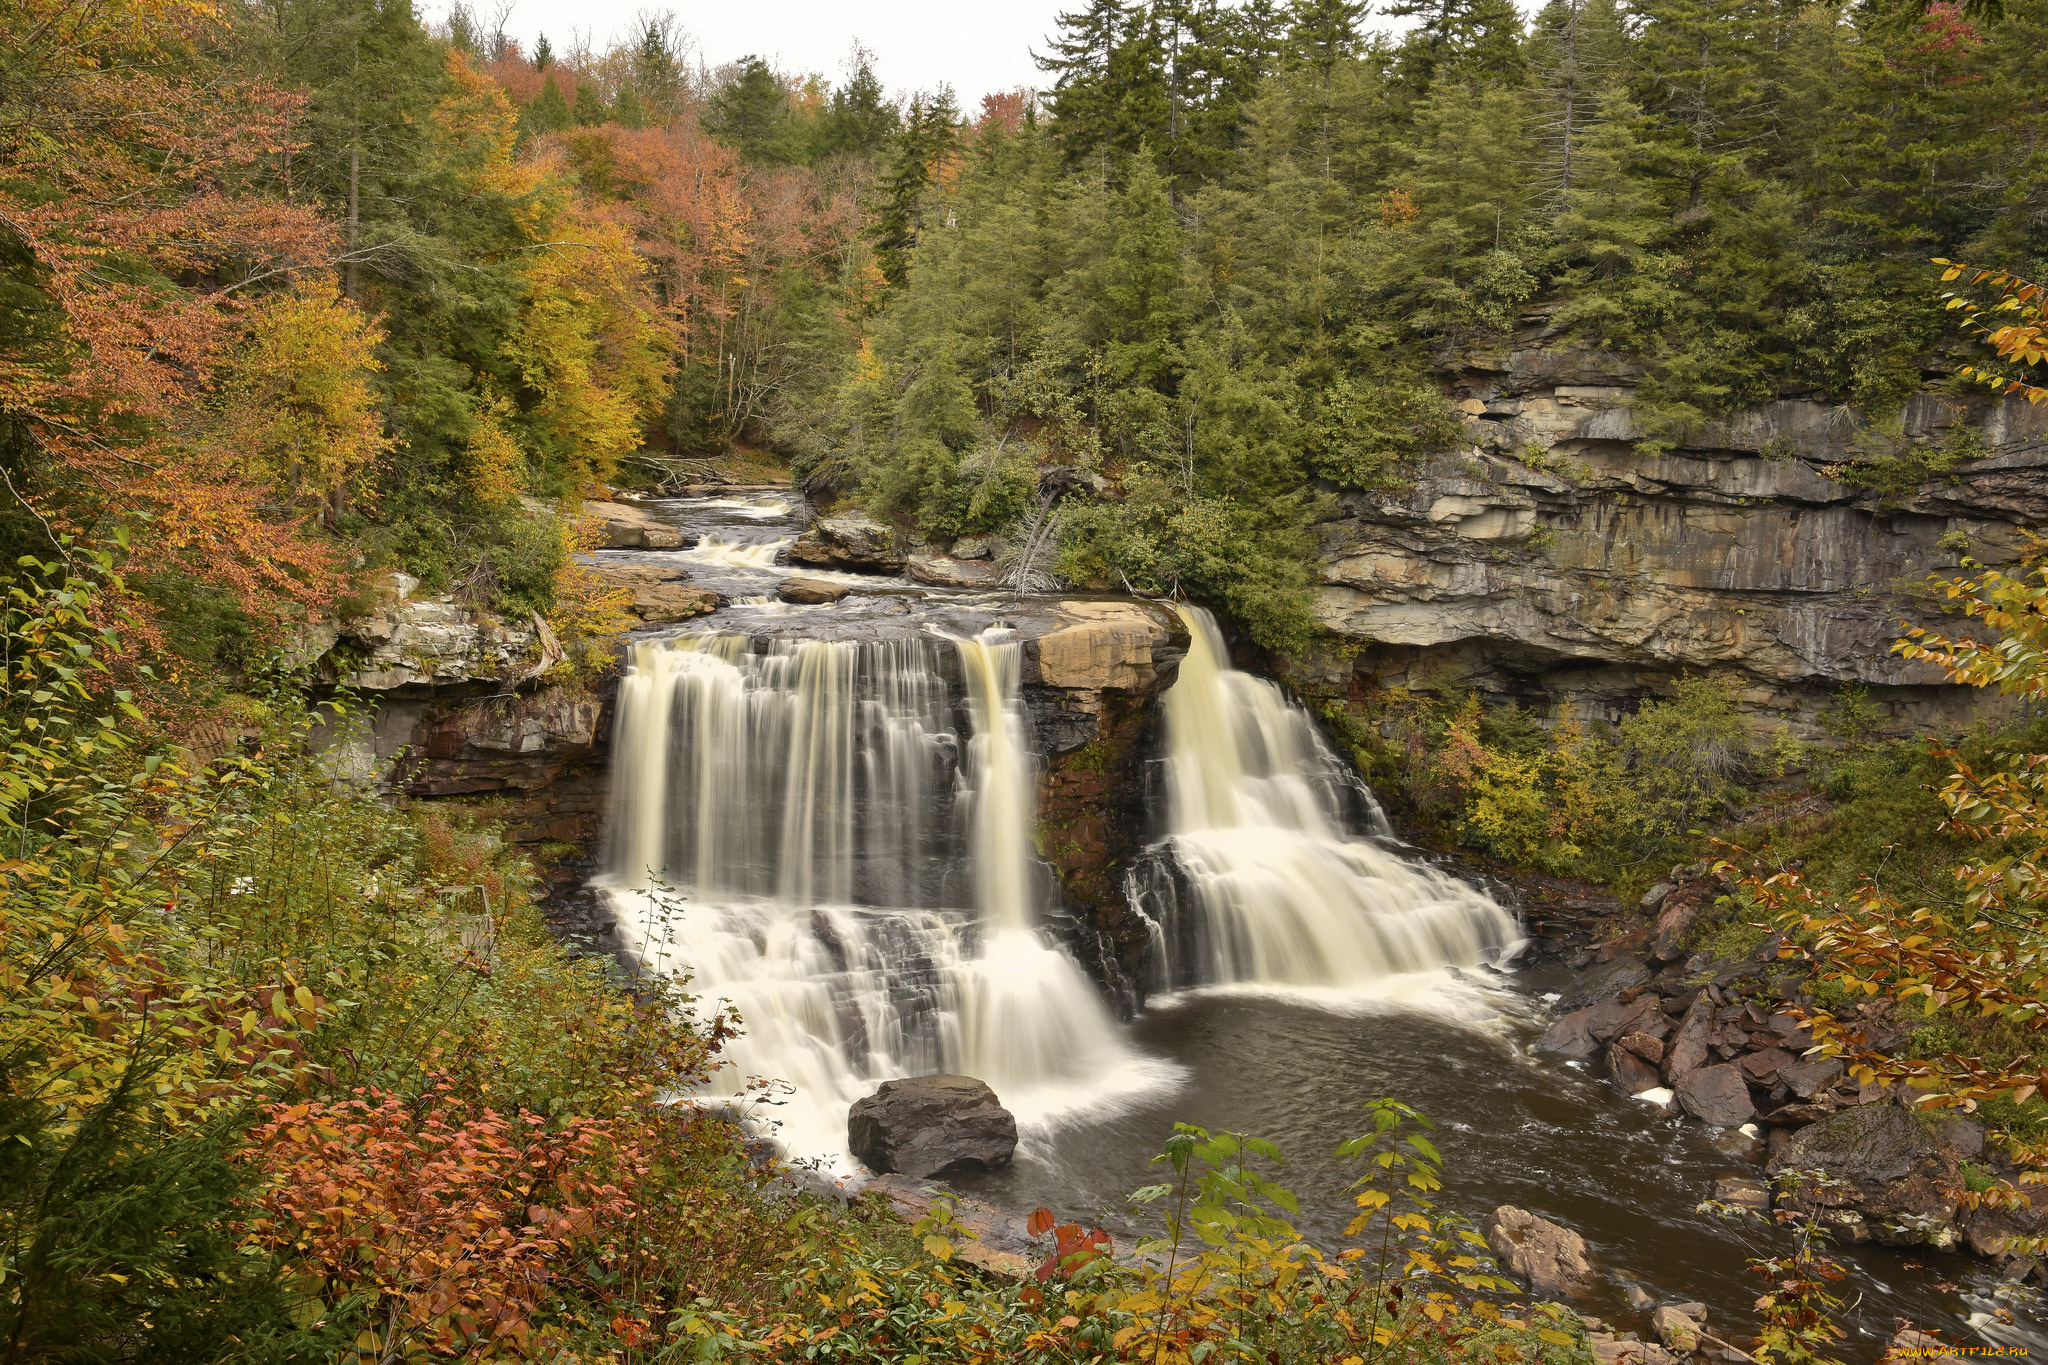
[244,1081,639,1358]
[1027,1207,1112,1283]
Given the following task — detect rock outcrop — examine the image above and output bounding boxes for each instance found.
[579,497,688,549]
[319,573,545,691]
[906,552,1003,587]
[1016,600,1189,1010]
[1483,1205,1596,1296]
[848,1075,1019,1178]
[595,563,725,622]
[1313,339,2048,737]
[1768,1104,1962,1247]
[790,514,906,573]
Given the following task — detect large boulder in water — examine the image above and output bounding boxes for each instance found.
[1483,1205,1595,1296]
[848,1075,1018,1178]
[1675,1063,1755,1128]
[1767,1103,1962,1246]
[791,514,905,573]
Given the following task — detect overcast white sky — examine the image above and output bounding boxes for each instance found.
[446,1,1428,110]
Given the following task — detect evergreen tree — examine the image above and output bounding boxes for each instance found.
[874,90,963,286]
[613,79,647,130]
[1037,0,1168,166]
[1387,0,1527,92]
[706,57,806,163]
[1548,87,1672,349]
[1627,0,1783,213]
[633,14,688,125]
[1526,0,1629,204]
[1376,80,1540,345]
[523,74,572,138]
[815,45,900,160]
[531,32,553,70]
[1285,0,1365,180]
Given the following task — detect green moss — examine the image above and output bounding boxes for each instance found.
[1685,905,1768,964]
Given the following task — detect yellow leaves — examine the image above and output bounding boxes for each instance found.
[213,276,391,510]
[463,390,525,506]
[921,1235,954,1262]
[500,208,673,488]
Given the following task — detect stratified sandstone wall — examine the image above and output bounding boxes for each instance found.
[1313,341,2048,735]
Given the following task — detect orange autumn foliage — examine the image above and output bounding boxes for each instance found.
[245,1082,640,1358]
[0,0,367,610]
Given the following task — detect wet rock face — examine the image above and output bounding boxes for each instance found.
[1767,1103,1962,1247]
[790,514,906,573]
[1021,599,1189,1012]
[1483,1205,1595,1296]
[1316,347,2048,737]
[847,1075,1019,1178]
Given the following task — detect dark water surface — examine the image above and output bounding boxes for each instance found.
[948,974,2043,1360]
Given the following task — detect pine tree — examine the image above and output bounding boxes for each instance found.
[815,45,900,161]
[523,74,571,138]
[1386,0,1527,93]
[1037,0,1167,166]
[1038,0,1128,157]
[633,15,688,125]
[1526,0,1629,204]
[875,90,964,286]
[612,79,646,130]
[531,32,553,70]
[1285,0,1365,180]
[706,57,805,163]
[1378,80,1541,344]
[1549,87,1672,349]
[1628,0,1783,213]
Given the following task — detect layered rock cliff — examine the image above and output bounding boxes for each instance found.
[1311,340,2048,736]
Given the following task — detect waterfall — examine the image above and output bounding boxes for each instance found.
[1132,605,1521,991]
[601,630,1166,1167]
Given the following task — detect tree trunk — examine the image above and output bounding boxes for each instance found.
[344,143,360,300]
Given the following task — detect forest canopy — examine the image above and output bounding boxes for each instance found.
[1,0,2042,661]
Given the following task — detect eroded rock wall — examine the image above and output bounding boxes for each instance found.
[1315,342,2048,736]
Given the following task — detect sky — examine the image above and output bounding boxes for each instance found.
[456,0,1077,107]
[444,1,1433,110]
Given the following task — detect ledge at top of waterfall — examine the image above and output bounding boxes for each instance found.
[596,627,1179,1170]
[1130,604,1525,996]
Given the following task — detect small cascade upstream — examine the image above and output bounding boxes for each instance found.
[600,629,1162,1166]
[1131,605,1521,991]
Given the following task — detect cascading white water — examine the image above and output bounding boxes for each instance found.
[682,533,793,569]
[1132,605,1521,990]
[601,630,1165,1167]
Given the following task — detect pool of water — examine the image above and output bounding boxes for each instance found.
[943,971,2043,1360]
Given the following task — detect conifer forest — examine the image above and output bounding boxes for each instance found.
[3,0,2048,1360]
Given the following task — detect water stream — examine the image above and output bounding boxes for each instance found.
[1132,606,1522,989]
[589,494,2040,1358]
[599,628,1170,1164]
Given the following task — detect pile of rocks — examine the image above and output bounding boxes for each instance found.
[1537,973,1845,1133]
[1536,865,2047,1272]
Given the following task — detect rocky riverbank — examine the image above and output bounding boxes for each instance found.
[1530,861,2045,1284]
